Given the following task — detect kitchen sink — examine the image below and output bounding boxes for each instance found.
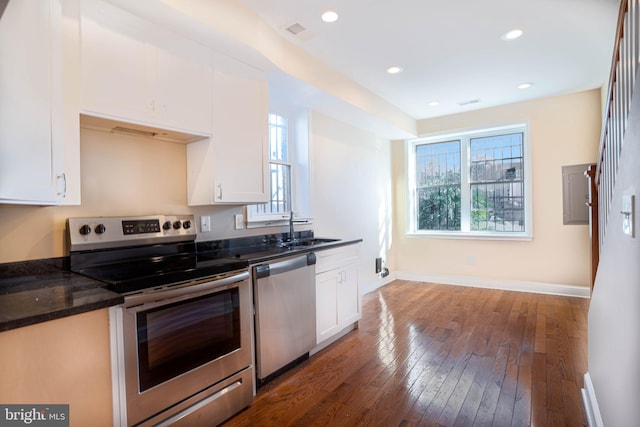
[279,238,340,248]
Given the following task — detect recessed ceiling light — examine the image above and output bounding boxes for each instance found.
[386,66,403,74]
[428,101,440,107]
[501,29,523,41]
[321,10,339,23]
[518,82,533,89]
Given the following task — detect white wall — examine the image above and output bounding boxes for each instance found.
[309,111,393,289]
[587,81,640,425]
[391,89,601,289]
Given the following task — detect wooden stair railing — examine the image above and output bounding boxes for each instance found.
[592,0,639,286]
[585,165,599,288]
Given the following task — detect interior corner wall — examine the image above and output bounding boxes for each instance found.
[392,89,601,288]
[309,111,393,288]
[587,80,640,425]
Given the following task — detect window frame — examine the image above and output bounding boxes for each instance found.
[246,108,311,228]
[406,123,532,240]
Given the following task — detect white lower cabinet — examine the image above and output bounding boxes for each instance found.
[315,244,361,345]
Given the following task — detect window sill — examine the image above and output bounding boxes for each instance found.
[407,231,533,241]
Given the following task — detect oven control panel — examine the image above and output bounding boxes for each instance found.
[122,219,162,235]
[68,215,196,251]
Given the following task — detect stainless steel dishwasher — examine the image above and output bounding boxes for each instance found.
[253,252,316,384]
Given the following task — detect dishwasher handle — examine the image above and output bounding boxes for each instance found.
[255,253,316,279]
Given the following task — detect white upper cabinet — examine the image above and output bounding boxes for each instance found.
[0,0,80,205]
[80,0,212,136]
[187,52,269,205]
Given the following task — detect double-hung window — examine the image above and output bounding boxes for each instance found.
[407,124,531,238]
[248,111,311,227]
[260,113,292,216]
[248,113,292,222]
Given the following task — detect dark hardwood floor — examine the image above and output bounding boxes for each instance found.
[223,279,588,426]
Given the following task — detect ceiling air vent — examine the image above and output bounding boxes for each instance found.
[458,99,481,106]
[285,22,306,36]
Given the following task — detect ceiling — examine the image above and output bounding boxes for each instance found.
[238,0,620,120]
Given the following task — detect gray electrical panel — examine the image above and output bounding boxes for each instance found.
[562,164,593,225]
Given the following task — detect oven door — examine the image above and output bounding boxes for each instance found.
[111,270,253,426]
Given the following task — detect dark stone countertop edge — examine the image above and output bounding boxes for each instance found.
[0,257,124,333]
[0,293,124,333]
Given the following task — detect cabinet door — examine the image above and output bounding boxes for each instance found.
[56,0,82,205]
[337,263,360,326]
[155,31,212,135]
[210,52,268,204]
[0,0,56,204]
[316,270,340,344]
[80,0,152,123]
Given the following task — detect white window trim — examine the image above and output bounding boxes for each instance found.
[246,107,312,228]
[406,122,533,240]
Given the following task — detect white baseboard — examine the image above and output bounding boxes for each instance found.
[365,271,590,298]
[361,273,398,295]
[582,372,604,427]
[310,323,357,356]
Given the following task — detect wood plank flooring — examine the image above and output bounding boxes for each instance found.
[222,280,589,426]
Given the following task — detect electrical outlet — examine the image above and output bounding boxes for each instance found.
[200,215,211,233]
[234,214,244,230]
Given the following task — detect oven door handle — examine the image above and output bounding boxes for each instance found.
[124,271,249,310]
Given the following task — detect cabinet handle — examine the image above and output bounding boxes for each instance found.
[338,271,346,283]
[56,173,66,198]
[217,184,223,200]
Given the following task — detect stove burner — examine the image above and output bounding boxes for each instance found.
[67,215,249,294]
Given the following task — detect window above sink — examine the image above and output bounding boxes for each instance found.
[247,105,311,228]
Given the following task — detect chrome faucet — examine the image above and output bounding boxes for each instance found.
[288,211,307,242]
[289,211,296,242]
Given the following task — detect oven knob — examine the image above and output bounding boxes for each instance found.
[173,221,182,230]
[182,220,192,229]
[79,224,91,236]
[95,224,106,234]
[163,221,172,230]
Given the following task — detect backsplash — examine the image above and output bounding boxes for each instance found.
[0,128,299,263]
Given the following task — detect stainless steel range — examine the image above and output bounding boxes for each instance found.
[68,215,254,427]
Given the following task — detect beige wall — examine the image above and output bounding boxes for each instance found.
[0,117,389,282]
[0,128,191,262]
[0,309,113,427]
[392,89,602,288]
[0,128,268,263]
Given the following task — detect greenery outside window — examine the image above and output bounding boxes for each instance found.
[407,124,531,239]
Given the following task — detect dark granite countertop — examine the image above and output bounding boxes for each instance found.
[196,231,363,264]
[0,258,123,332]
[0,232,361,333]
